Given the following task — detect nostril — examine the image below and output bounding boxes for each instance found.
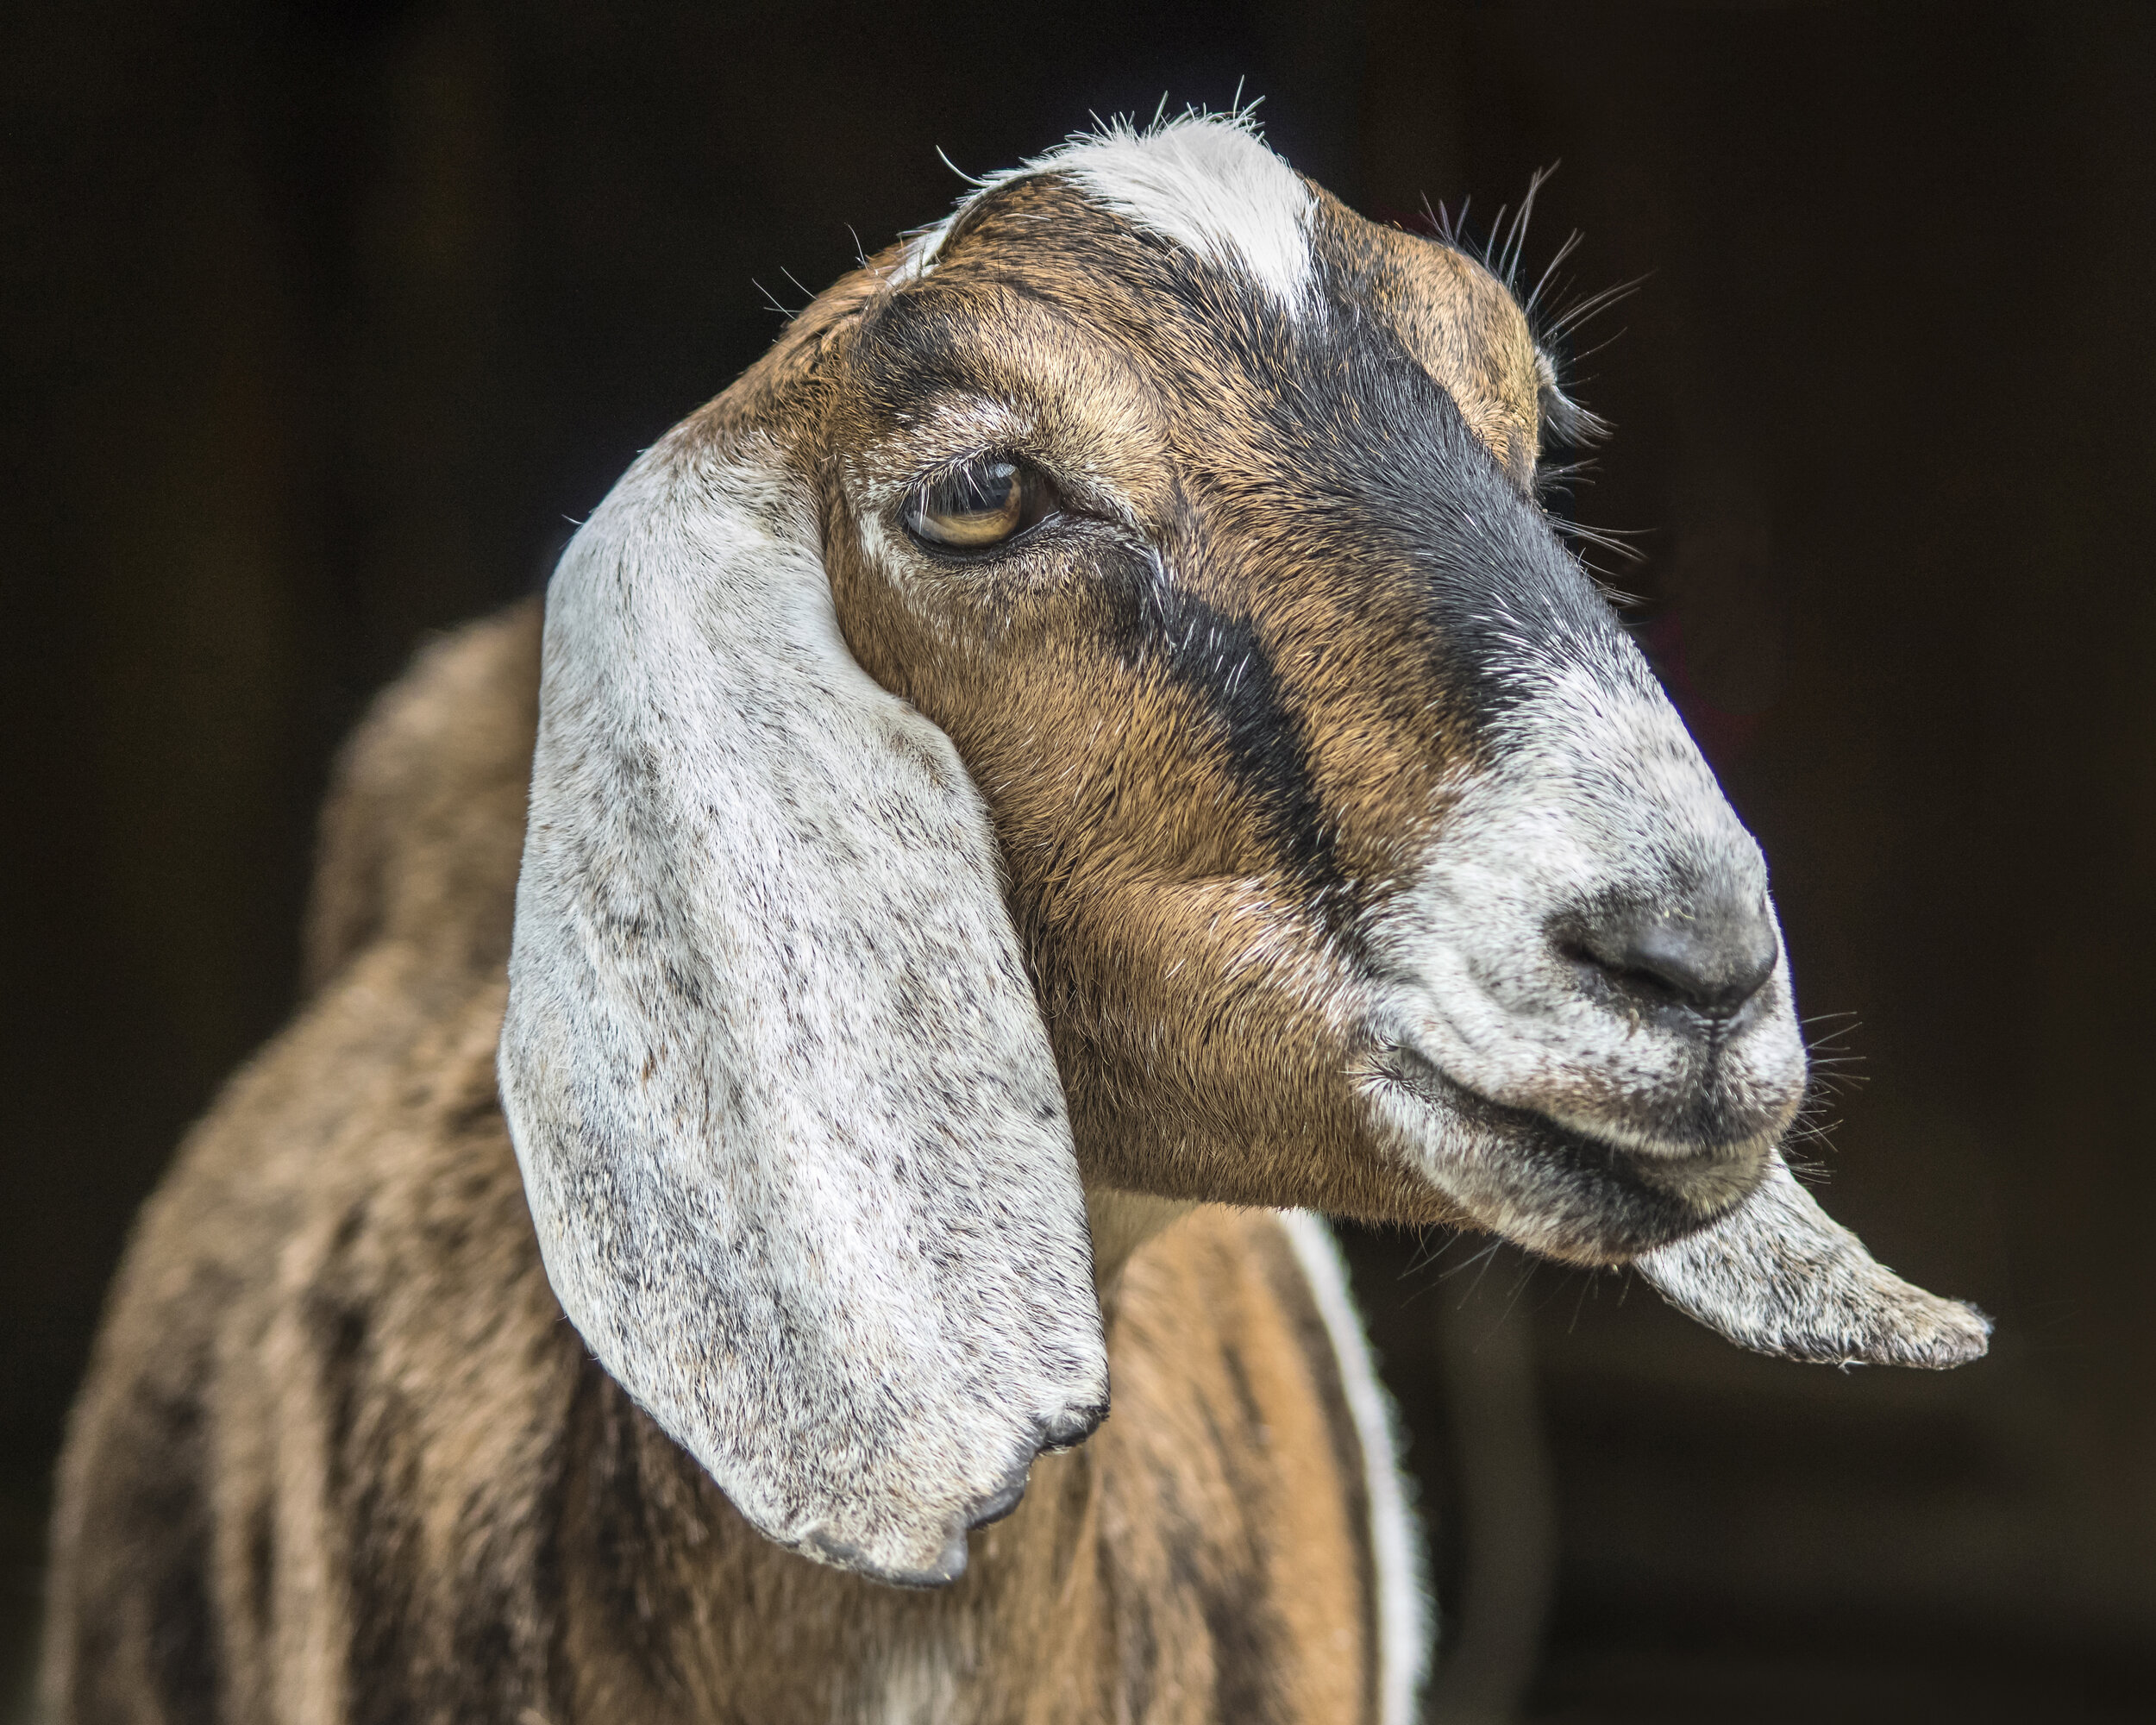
[1566,899,1779,1019]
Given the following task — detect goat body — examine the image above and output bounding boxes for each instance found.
[47,607,1417,1724]
[46,115,1986,1725]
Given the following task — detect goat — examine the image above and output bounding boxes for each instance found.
[43,114,1989,1725]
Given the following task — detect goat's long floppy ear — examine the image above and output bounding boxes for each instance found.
[1637,1155,1991,1368]
[498,421,1108,1587]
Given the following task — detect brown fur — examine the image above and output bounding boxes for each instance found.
[45,122,1990,1719]
[798,179,1558,1230]
[44,156,1618,1724]
[44,607,1387,1724]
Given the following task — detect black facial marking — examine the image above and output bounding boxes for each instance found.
[854,292,980,417]
[1282,305,1631,742]
[1148,235,1640,753]
[1127,557,1337,881]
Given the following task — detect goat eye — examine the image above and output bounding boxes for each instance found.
[906,460,1048,551]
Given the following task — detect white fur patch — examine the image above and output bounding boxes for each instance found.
[500,427,1108,1587]
[1277,1213,1432,1725]
[904,110,1315,309]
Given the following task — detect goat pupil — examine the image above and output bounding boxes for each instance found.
[951,463,1014,515]
[909,460,1029,551]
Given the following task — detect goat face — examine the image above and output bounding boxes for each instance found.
[500,116,1987,1590]
[824,139,1798,1267]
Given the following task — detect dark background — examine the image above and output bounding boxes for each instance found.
[4,2,2152,1719]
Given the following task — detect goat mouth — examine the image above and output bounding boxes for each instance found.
[1373,1044,1771,1264]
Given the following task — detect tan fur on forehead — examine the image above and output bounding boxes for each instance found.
[846,296,1171,518]
[890,116,1545,486]
[1311,195,1546,488]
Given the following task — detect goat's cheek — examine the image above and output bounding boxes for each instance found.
[818,524,921,697]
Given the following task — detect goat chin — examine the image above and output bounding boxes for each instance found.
[45,111,1984,1725]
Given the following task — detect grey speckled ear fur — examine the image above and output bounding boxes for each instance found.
[498,423,1108,1588]
[1638,1155,1992,1368]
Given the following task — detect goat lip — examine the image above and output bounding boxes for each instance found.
[1378,1044,1745,1164]
[1374,1044,1774,1258]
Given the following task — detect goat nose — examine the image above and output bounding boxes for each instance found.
[1570,896,1780,1019]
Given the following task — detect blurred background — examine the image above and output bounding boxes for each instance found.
[3,1,2151,1718]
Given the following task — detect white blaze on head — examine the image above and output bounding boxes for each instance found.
[903,110,1317,310]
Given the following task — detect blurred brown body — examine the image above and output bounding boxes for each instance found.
[45,608,1388,1725]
